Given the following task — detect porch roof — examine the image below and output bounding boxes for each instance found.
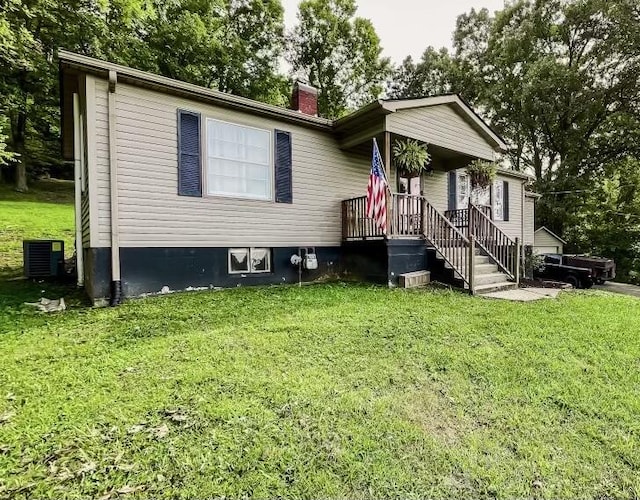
[334,95,508,160]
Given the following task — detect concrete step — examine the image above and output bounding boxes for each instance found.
[399,270,431,289]
[475,272,510,286]
[432,251,490,266]
[475,262,499,274]
[474,255,490,265]
[474,281,518,294]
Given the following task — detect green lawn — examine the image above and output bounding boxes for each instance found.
[2,181,640,499]
[0,179,75,277]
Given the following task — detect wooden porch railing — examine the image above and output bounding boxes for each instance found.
[468,203,520,282]
[342,194,476,291]
[342,194,424,240]
[422,199,474,289]
[445,205,491,233]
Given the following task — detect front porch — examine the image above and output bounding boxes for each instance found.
[341,194,521,294]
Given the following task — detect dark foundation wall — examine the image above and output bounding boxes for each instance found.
[341,238,429,286]
[341,240,388,284]
[84,246,342,302]
[83,248,111,303]
[386,239,429,286]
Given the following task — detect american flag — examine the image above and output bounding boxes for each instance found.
[366,139,388,233]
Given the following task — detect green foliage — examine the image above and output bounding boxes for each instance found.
[0,116,13,167]
[288,0,391,118]
[139,0,289,106]
[0,0,290,191]
[2,282,640,498]
[465,159,496,189]
[388,47,459,98]
[0,179,75,277]
[393,0,640,283]
[392,139,431,175]
[563,156,640,284]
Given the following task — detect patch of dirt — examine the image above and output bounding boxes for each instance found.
[401,384,471,446]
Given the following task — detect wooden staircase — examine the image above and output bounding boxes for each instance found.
[427,246,517,294]
[422,198,521,295]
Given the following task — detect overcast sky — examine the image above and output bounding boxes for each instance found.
[282,0,506,63]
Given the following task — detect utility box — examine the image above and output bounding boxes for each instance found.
[23,240,65,278]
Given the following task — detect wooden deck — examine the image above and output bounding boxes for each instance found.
[341,195,521,294]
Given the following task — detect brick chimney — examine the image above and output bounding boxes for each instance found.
[291,80,318,116]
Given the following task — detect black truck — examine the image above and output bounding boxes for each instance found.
[534,254,616,289]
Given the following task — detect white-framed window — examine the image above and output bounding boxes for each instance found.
[457,172,470,209]
[457,171,490,209]
[228,248,272,274]
[493,180,504,221]
[206,119,272,200]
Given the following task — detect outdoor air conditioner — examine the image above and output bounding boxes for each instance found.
[23,240,65,278]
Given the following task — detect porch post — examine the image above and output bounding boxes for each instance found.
[468,235,476,295]
[515,237,521,285]
[384,131,392,238]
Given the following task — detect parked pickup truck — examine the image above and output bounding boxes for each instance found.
[534,254,616,289]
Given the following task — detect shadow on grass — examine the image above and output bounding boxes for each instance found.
[0,269,90,312]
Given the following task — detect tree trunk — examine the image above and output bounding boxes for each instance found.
[12,110,28,193]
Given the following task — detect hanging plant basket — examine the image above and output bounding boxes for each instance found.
[466,159,497,189]
[393,139,432,175]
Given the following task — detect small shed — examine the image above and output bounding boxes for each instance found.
[534,227,566,255]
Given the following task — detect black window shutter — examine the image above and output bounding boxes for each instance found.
[275,130,292,204]
[448,171,457,210]
[177,110,202,197]
[503,180,510,221]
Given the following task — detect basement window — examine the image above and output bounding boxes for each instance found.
[228,248,271,274]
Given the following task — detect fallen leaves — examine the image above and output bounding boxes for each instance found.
[0,411,15,425]
[152,423,169,439]
[97,485,145,500]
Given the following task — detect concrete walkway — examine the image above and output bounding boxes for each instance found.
[594,281,640,298]
[482,287,562,302]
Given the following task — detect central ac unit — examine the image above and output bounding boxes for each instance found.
[23,240,65,278]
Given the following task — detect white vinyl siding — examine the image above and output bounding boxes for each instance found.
[492,174,523,241]
[524,196,535,245]
[91,81,371,248]
[94,78,112,247]
[386,105,496,161]
[422,166,449,213]
[535,230,564,255]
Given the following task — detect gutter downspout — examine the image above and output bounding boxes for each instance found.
[72,93,84,286]
[108,70,122,305]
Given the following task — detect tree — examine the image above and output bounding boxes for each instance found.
[0,0,290,191]
[0,0,152,191]
[388,47,458,99]
[288,0,390,118]
[141,0,289,105]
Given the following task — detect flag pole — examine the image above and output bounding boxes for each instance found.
[373,136,393,236]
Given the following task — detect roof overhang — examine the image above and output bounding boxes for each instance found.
[496,168,534,181]
[381,95,508,153]
[58,50,334,132]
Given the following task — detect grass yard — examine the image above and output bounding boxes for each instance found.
[2,180,640,499]
[1,285,640,499]
[0,179,75,277]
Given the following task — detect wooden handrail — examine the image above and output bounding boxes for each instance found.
[422,198,472,291]
[341,194,477,292]
[468,203,519,281]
